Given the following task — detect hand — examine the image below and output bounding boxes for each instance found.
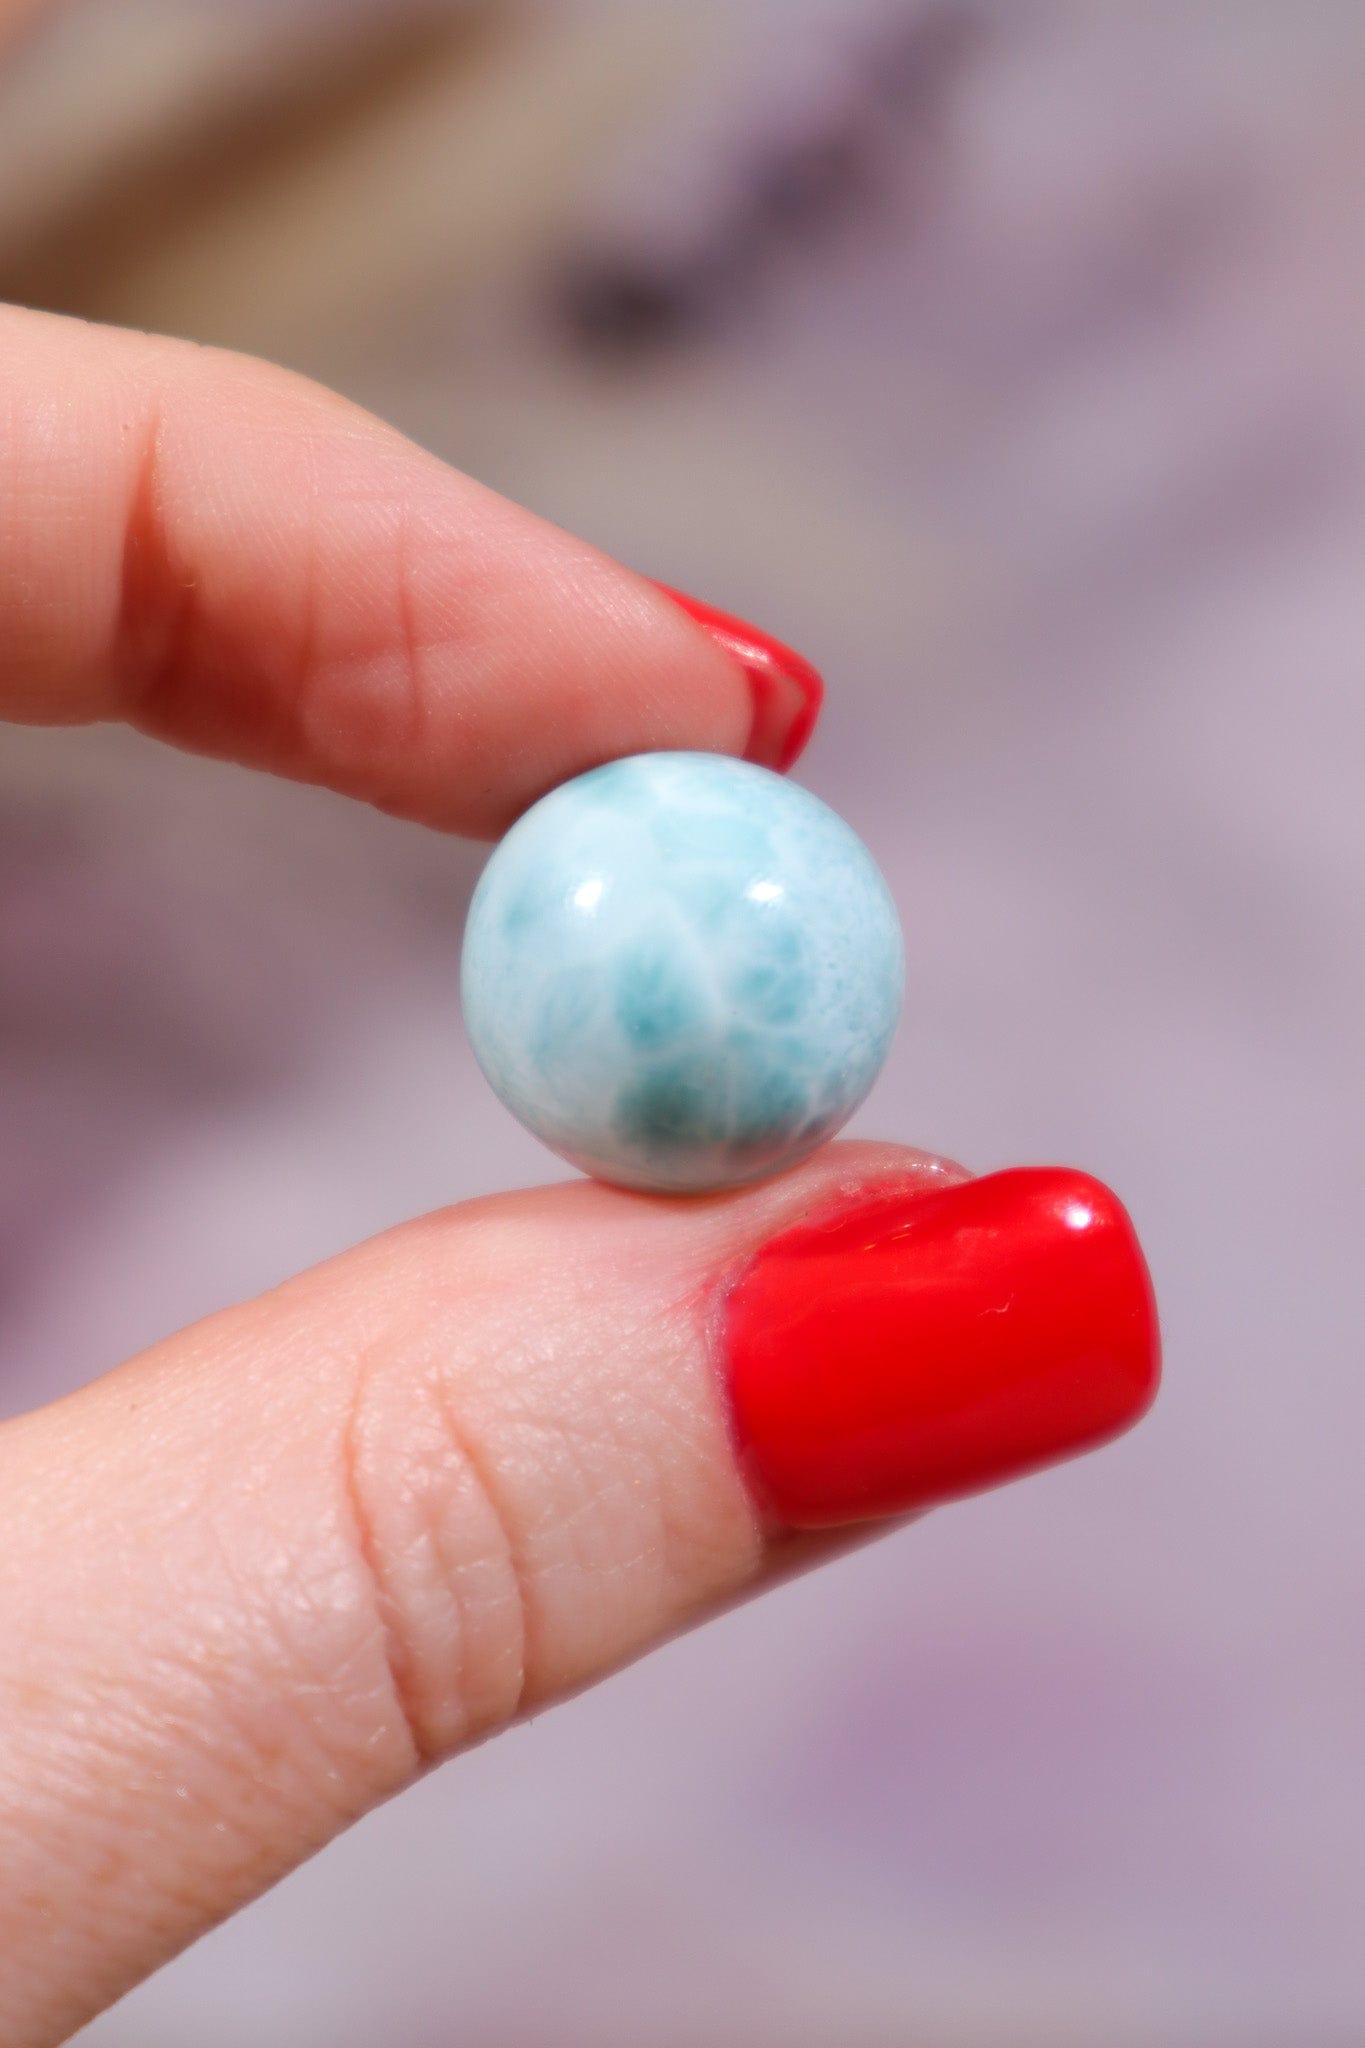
[0,303,1158,2045]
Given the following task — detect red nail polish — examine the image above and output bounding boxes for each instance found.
[652,583,824,773]
[723,1168,1160,1529]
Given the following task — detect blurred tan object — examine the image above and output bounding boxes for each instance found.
[0,0,704,377]
[0,0,46,48]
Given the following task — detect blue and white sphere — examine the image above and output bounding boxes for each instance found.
[461,752,903,1194]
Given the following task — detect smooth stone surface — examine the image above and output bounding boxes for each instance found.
[460,752,904,1193]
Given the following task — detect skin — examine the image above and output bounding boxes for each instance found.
[0,302,966,2044]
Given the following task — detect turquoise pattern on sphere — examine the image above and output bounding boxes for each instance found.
[460,752,904,1193]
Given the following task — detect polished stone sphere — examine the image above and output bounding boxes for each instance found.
[461,752,904,1193]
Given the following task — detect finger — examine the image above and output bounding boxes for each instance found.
[0,303,819,834]
[0,1145,1157,2042]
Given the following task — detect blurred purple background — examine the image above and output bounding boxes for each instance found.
[1,3,1363,2042]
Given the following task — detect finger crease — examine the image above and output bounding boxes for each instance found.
[394,502,432,763]
[339,1346,531,1767]
[338,1346,426,1772]
[429,1362,532,1729]
[116,396,199,726]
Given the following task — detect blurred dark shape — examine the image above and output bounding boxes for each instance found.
[744,112,876,238]
[863,0,987,115]
[556,0,984,360]
[557,261,706,356]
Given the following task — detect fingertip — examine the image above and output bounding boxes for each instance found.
[649,581,825,773]
[720,1162,1160,1530]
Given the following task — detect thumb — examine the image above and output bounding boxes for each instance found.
[0,1144,1156,2044]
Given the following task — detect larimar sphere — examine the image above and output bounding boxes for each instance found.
[461,752,903,1194]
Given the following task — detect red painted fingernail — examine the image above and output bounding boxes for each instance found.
[722,1168,1160,1529]
[652,582,824,773]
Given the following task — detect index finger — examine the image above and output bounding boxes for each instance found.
[0,304,820,835]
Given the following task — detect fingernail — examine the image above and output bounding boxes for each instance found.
[652,582,824,773]
[722,1168,1160,1529]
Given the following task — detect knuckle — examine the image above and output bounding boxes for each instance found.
[341,1330,529,1764]
[334,1206,762,1766]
